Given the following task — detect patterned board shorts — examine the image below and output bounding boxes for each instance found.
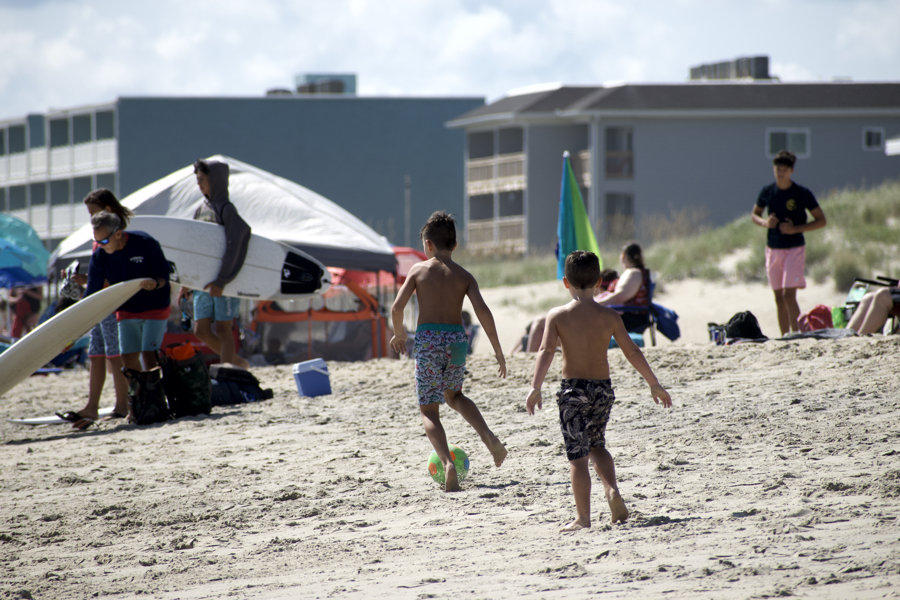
[413,324,469,406]
[556,378,616,461]
[88,313,121,358]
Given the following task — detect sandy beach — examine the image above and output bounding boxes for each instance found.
[2,277,899,600]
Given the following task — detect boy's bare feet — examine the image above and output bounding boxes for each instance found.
[560,520,590,532]
[608,491,629,523]
[444,464,461,492]
[487,438,507,467]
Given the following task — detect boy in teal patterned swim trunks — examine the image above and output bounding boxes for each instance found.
[525,251,672,531]
[390,211,508,492]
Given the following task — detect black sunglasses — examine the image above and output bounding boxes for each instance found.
[94,227,120,245]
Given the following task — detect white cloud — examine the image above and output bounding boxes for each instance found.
[836,0,900,64]
[0,0,898,120]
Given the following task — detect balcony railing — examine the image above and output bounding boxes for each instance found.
[466,216,526,253]
[467,152,525,196]
[577,150,591,188]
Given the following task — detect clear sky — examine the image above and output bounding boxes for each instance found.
[1,0,898,120]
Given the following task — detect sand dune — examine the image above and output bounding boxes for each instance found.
[1,278,898,600]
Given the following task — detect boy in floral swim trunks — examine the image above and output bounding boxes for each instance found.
[525,251,672,531]
[390,211,508,492]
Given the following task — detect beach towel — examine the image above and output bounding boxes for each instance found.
[652,302,680,341]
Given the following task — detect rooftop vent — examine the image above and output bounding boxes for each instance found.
[690,56,770,81]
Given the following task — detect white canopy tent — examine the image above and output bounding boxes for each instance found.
[49,155,397,275]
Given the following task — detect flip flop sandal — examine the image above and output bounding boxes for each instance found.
[55,411,82,423]
[72,417,95,431]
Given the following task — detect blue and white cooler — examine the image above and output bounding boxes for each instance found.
[292,358,332,397]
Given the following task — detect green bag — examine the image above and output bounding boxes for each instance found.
[160,346,212,418]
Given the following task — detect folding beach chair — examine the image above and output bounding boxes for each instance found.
[607,270,658,346]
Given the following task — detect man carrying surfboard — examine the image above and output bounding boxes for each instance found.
[180,159,251,368]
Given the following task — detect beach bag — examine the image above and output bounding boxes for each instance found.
[725,311,765,340]
[208,364,273,406]
[799,304,833,332]
[123,367,169,425]
[160,343,212,418]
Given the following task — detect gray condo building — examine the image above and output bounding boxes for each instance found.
[447,81,900,253]
[0,94,484,251]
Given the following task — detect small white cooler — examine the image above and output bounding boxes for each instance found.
[292,359,332,397]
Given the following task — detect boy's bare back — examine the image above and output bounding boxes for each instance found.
[546,299,625,381]
[409,257,475,326]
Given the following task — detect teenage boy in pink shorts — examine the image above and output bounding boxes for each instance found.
[752,150,827,335]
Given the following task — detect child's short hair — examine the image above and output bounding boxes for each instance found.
[565,251,601,289]
[773,150,796,168]
[420,211,457,251]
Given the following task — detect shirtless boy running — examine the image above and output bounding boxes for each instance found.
[390,211,508,492]
[525,251,672,531]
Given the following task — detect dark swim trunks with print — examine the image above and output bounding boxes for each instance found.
[556,378,615,461]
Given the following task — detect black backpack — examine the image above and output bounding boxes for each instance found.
[725,311,766,340]
[159,347,212,418]
[208,365,274,406]
[123,367,169,425]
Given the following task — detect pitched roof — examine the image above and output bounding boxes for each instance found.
[449,82,900,125]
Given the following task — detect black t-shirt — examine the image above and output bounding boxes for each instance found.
[756,182,818,249]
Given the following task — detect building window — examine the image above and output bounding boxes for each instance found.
[0,129,5,156]
[28,115,45,148]
[605,127,633,179]
[863,127,884,151]
[468,131,494,159]
[96,172,116,193]
[96,111,115,140]
[9,185,26,210]
[498,128,523,155]
[50,118,69,148]
[0,187,6,212]
[469,194,493,220]
[73,176,92,204]
[498,191,523,217]
[8,125,25,154]
[50,179,70,206]
[73,115,92,145]
[767,128,809,158]
[30,182,47,206]
[605,193,634,242]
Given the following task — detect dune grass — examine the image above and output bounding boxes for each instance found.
[461,179,900,291]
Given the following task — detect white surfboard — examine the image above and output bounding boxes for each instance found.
[0,279,145,399]
[8,407,116,426]
[129,216,331,301]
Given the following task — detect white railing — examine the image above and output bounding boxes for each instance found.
[466,152,526,196]
[30,205,49,236]
[51,205,76,238]
[50,147,72,176]
[29,150,47,176]
[8,154,27,180]
[0,156,6,181]
[466,216,526,253]
[577,150,591,188]
[96,140,117,166]
[73,144,94,169]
